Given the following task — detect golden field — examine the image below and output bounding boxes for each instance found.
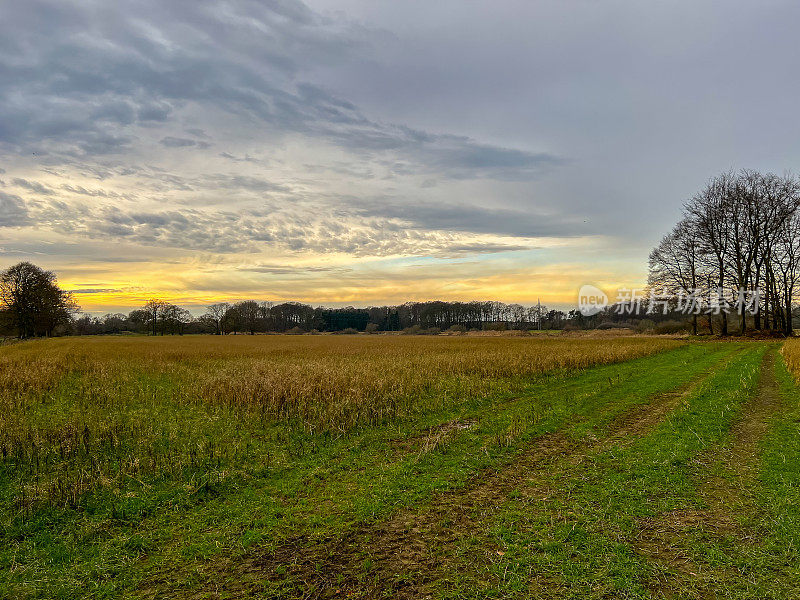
[0,334,681,428]
[0,334,681,509]
[781,337,800,379]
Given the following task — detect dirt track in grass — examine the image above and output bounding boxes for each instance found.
[193,356,728,600]
[632,347,783,597]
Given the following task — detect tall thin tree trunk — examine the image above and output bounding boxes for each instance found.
[740,302,747,335]
[754,265,762,330]
[718,262,728,336]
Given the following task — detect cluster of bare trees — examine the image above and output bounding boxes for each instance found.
[196,301,312,335]
[131,300,193,335]
[649,170,800,335]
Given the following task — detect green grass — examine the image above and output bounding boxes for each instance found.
[4,339,800,599]
[429,343,800,599]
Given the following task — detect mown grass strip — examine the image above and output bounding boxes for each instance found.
[427,343,766,599]
[707,349,800,600]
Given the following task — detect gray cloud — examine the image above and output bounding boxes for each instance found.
[0,0,560,180]
[12,178,55,195]
[0,192,30,226]
[434,243,532,256]
[85,256,153,263]
[18,194,551,258]
[219,152,266,165]
[185,128,209,139]
[348,198,587,239]
[241,264,352,275]
[6,0,795,292]
[160,137,211,149]
[200,174,291,194]
[304,161,374,179]
[0,0,364,156]
[426,140,563,180]
[61,184,130,199]
[38,159,294,200]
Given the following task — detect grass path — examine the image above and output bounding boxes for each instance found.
[632,346,784,595]
[159,344,744,599]
[252,351,729,600]
[427,344,770,599]
[403,341,800,600]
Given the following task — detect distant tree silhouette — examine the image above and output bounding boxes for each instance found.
[143,299,167,336]
[0,262,78,338]
[206,302,230,335]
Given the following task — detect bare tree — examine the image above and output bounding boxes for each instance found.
[161,304,193,335]
[685,173,736,335]
[206,302,230,335]
[648,218,704,334]
[235,300,261,335]
[143,299,167,336]
[654,170,800,336]
[774,212,800,334]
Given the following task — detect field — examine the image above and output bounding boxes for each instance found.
[2,334,800,598]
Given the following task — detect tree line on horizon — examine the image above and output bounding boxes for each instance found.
[75,298,567,336]
[649,169,800,335]
[68,297,697,337]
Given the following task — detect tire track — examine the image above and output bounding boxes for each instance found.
[230,355,731,599]
[632,347,783,597]
[136,348,738,600]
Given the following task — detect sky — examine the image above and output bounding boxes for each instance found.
[2,0,800,314]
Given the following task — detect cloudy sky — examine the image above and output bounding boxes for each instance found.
[2,0,799,313]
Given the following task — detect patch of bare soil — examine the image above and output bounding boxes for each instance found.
[635,509,719,571]
[171,366,722,600]
[633,348,782,597]
[390,419,477,454]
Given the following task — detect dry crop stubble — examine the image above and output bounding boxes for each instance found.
[0,335,680,510]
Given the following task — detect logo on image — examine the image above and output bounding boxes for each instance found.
[578,284,609,316]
